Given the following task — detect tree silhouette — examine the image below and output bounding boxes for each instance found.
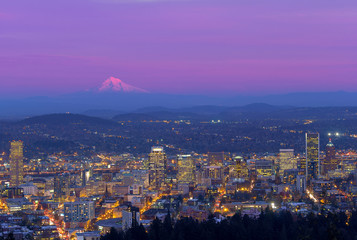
[102,210,357,240]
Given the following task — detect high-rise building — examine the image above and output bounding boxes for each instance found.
[235,156,249,180]
[9,141,24,187]
[306,133,320,182]
[148,146,166,190]
[64,201,95,223]
[81,164,92,187]
[298,157,306,175]
[203,166,224,185]
[255,160,274,177]
[208,152,226,166]
[278,149,296,175]
[122,206,140,230]
[81,170,90,187]
[296,175,306,193]
[325,139,335,161]
[283,169,299,185]
[54,173,70,201]
[323,139,337,175]
[177,154,195,184]
[2,187,24,198]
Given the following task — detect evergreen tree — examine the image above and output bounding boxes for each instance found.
[101,210,357,240]
[125,224,147,240]
[163,211,173,240]
[148,218,162,240]
[5,233,15,240]
[101,228,122,240]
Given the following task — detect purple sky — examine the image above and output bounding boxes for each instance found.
[1,0,357,96]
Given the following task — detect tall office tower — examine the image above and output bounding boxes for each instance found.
[325,139,336,162]
[235,156,249,180]
[298,157,306,175]
[81,163,91,187]
[148,146,167,190]
[255,160,274,177]
[54,173,70,201]
[10,141,24,187]
[122,206,140,230]
[208,152,225,166]
[306,133,320,182]
[296,175,306,193]
[279,149,295,175]
[323,139,337,175]
[177,154,195,184]
[81,170,87,187]
[203,166,224,185]
[64,201,95,223]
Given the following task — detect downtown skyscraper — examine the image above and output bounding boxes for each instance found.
[54,172,70,202]
[278,149,295,176]
[10,141,24,187]
[306,133,320,182]
[148,146,166,190]
[323,139,337,175]
[177,154,195,185]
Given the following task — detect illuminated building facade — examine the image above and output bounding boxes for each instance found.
[148,146,166,190]
[81,163,92,187]
[235,156,249,180]
[177,154,195,184]
[342,160,356,174]
[278,149,295,175]
[306,133,320,182]
[10,141,24,187]
[2,187,24,198]
[64,201,95,223]
[325,139,336,161]
[203,166,224,185]
[283,169,299,185]
[122,206,140,230]
[255,160,274,177]
[298,157,306,175]
[54,173,70,202]
[81,169,91,187]
[208,152,226,166]
[323,139,337,175]
[296,175,306,193]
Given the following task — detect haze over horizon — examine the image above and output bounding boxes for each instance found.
[1,0,357,97]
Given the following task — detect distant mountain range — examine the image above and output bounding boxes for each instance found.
[1,77,357,118]
[112,104,357,121]
[19,113,117,126]
[10,104,357,124]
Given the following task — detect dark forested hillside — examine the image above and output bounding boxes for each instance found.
[102,210,357,240]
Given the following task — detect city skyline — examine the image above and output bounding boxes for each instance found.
[2,1,357,239]
[1,0,357,96]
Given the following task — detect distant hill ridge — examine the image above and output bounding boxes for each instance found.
[6,104,357,123]
[20,113,117,125]
[112,104,357,121]
[3,91,357,117]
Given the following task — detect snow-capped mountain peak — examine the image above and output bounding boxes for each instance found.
[98,77,148,93]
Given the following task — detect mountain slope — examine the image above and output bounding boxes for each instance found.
[20,113,117,126]
[98,77,148,93]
